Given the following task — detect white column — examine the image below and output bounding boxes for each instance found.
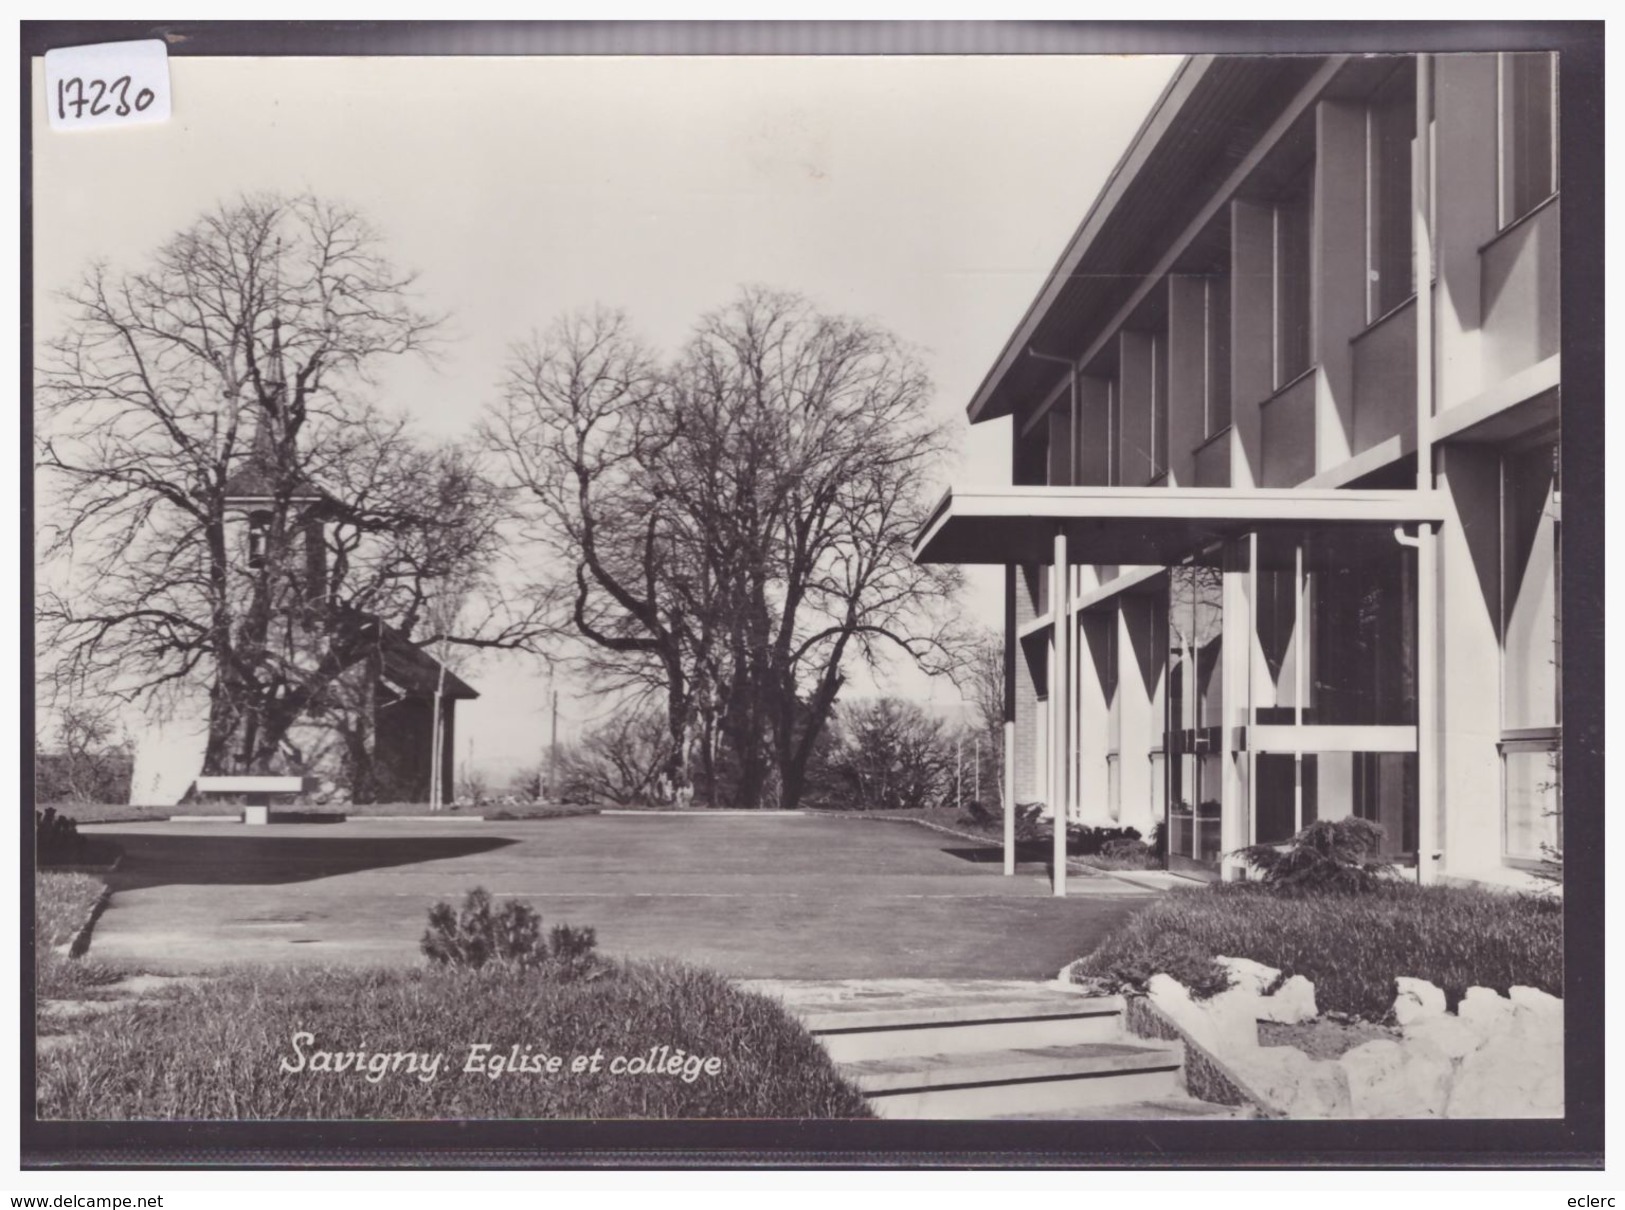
[1002,720,1016,877]
[1051,526,1070,897]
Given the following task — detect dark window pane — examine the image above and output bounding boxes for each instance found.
[1502,52,1556,224]
[1152,332,1169,478]
[1306,531,1417,726]
[1207,276,1232,435]
[1370,63,1416,318]
[1255,753,1297,844]
[1275,167,1314,385]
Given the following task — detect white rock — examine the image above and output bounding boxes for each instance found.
[1508,986,1563,1019]
[1216,955,1282,996]
[1392,977,1448,1025]
[1447,1016,1564,1118]
[1200,988,1265,1053]
[1146,975,1215,1052]
[1401,1013,1483,1063]
[1232,1045,1351,1119]
[1457,986,1515,1037]
[1258,975,1318,1025]
[1340,1037,1453,1118]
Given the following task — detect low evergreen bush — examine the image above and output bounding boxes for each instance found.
[35,808,86,867]
[1234,817,1392,893]
[421,888,599,977]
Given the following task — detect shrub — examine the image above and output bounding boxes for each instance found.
[960,799,995,826]
[1066,824,1142,856]
[36,808,86,867]
[1071,881,1562,1019]
[36,961,874,1120]
[1234,817,1392,893]
[1013,802,1047,841]
[420,888,598,977]
[1077,927,1232,1000]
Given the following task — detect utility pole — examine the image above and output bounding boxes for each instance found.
[549,687,560,801]
[974,735,981,804]
[956,736,963,811]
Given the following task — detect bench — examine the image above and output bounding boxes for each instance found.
[193,775,305,824]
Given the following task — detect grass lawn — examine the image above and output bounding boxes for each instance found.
[35,871,126,1003]
[36,961,873,1120]
[813,804,1161,870]
[1071,881,1563,1019]
[40,801,601,824]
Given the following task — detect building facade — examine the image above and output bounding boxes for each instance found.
[914,53,1560,890]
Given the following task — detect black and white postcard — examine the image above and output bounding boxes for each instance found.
[20,20,1604,1173]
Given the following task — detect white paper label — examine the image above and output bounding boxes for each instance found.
[44,39,171,131]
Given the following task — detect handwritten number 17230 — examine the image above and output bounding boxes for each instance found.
[56,75,156,121]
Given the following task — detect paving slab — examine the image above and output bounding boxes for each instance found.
[79,815,1156,979]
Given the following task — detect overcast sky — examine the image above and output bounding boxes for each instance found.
[32,52,1178,779]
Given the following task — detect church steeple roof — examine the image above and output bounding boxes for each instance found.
[222,313,326,507]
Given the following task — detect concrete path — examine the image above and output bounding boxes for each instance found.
[80,814,1155,980]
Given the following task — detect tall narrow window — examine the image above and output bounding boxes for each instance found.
[246,510,272,570]
[1106,378,1121,487]
[1273,166,1313,387]
[1367,62,1416,320]
[1499,52,1558,227]
[1204,275,1232,437]
[1499,434,1561,864]
[1151,332,1168,480]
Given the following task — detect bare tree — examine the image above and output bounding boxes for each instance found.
[37,193,540,790]
[484,287,967,809]
[962,631,1007,811]
[817,698,957,813]
[554,706,673,806]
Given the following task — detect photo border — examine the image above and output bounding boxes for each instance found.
[18,18,1606,1170]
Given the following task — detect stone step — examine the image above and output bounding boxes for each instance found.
[757,979,1127,1061]
[845,1039,1184,1120]
[818,1003,1125,1061]
[990,1096,1256,1120]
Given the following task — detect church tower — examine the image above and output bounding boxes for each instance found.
[221,313,331,611]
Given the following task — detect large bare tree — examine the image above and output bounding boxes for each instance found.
[37,193,537,794]
[484,286,967,808]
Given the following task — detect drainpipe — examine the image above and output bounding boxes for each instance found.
[1407,53,1441,886]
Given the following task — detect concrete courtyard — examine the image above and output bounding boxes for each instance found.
[80,813,1156,980]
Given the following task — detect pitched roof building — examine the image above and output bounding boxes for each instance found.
[915,53,1561,891]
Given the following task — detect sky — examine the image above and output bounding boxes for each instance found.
[32,52,1178,782]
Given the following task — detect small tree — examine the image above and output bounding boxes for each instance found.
[816,698,957,813]
[553,706,672,806]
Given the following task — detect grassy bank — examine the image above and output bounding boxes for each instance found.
[1071,881,1562,1019]
[35,872,125,1003]
[36,961,872,1120]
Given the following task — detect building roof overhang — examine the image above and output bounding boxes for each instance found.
[911,486,1447,566]
[965,53,1344,426]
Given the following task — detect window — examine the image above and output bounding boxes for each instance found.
[1150,332,1168,480]
[1203,275,1232,437]
[1499,52,1558,227]
[1273,165,1314,386]
[246,510,272,570]
[1500,434,1561,865]
[1501,437,1560,730]
[1367,62,1416,321]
